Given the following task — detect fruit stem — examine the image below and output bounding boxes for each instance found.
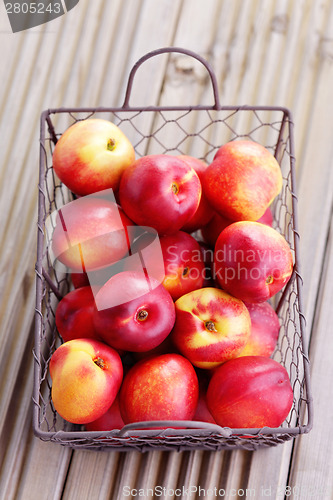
[137,309,149,321]
[107,138,116,151]
[171,182,179,195]
[205,321,217,333]
[266,275,274,285]
[182,266,189,277]
[94,357,106,369]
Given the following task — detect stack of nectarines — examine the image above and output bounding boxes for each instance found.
[49,118,294,433]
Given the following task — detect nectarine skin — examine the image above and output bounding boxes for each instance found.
[238,301,280,357]
[200,207,273,248]
[125,230,206,301]
[71,272,90,289]
[214,221,293,303]
[157,231,206,300]
[207,356,294,428]
[179,155,214,232]
[119,155,201,235]
[203,140,283,221]
[193,375,216,424]
[49,339,123,425]
[119,353,199,424]
[55,286,97,342]
[172,287,251,369]
[52,197,134,272]
[93,271,176,352]
[193,393,216,424]
[85,396,124,431]
[132,334,177,362]
[52,119,135,196]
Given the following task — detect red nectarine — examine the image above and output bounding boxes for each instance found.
[119,353,199,424]
[207,356,294,428]
[203,140,282,221]
[93,271,176,352]
[172,287,251,369]
[49,338,123,425]
[214,221,293,303]
[119,155,201,235]
[52,119,135,196]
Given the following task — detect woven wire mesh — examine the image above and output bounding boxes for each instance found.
[33,103,312,451]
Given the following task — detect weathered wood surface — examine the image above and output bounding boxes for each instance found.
[0,0,332,498]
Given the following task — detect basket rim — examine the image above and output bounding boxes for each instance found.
[32,418,313,440]
[41,104,296,116]
[34,103,313,449]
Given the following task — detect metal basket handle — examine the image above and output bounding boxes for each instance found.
[117,419,232,437]
[122,47,221,110]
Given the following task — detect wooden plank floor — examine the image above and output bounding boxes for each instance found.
[0,0,332,498]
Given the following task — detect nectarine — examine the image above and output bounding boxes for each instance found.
[119,353,199,424]
[119,155,201,235]
[203,140,282,221]
[49,339,123,425]
[93,271,176,352]
[207,356,293,428]
[52,119,135,196]
[214,221,293,302]
[172,287,251,369]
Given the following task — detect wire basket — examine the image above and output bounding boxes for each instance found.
[33,47,313,452]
